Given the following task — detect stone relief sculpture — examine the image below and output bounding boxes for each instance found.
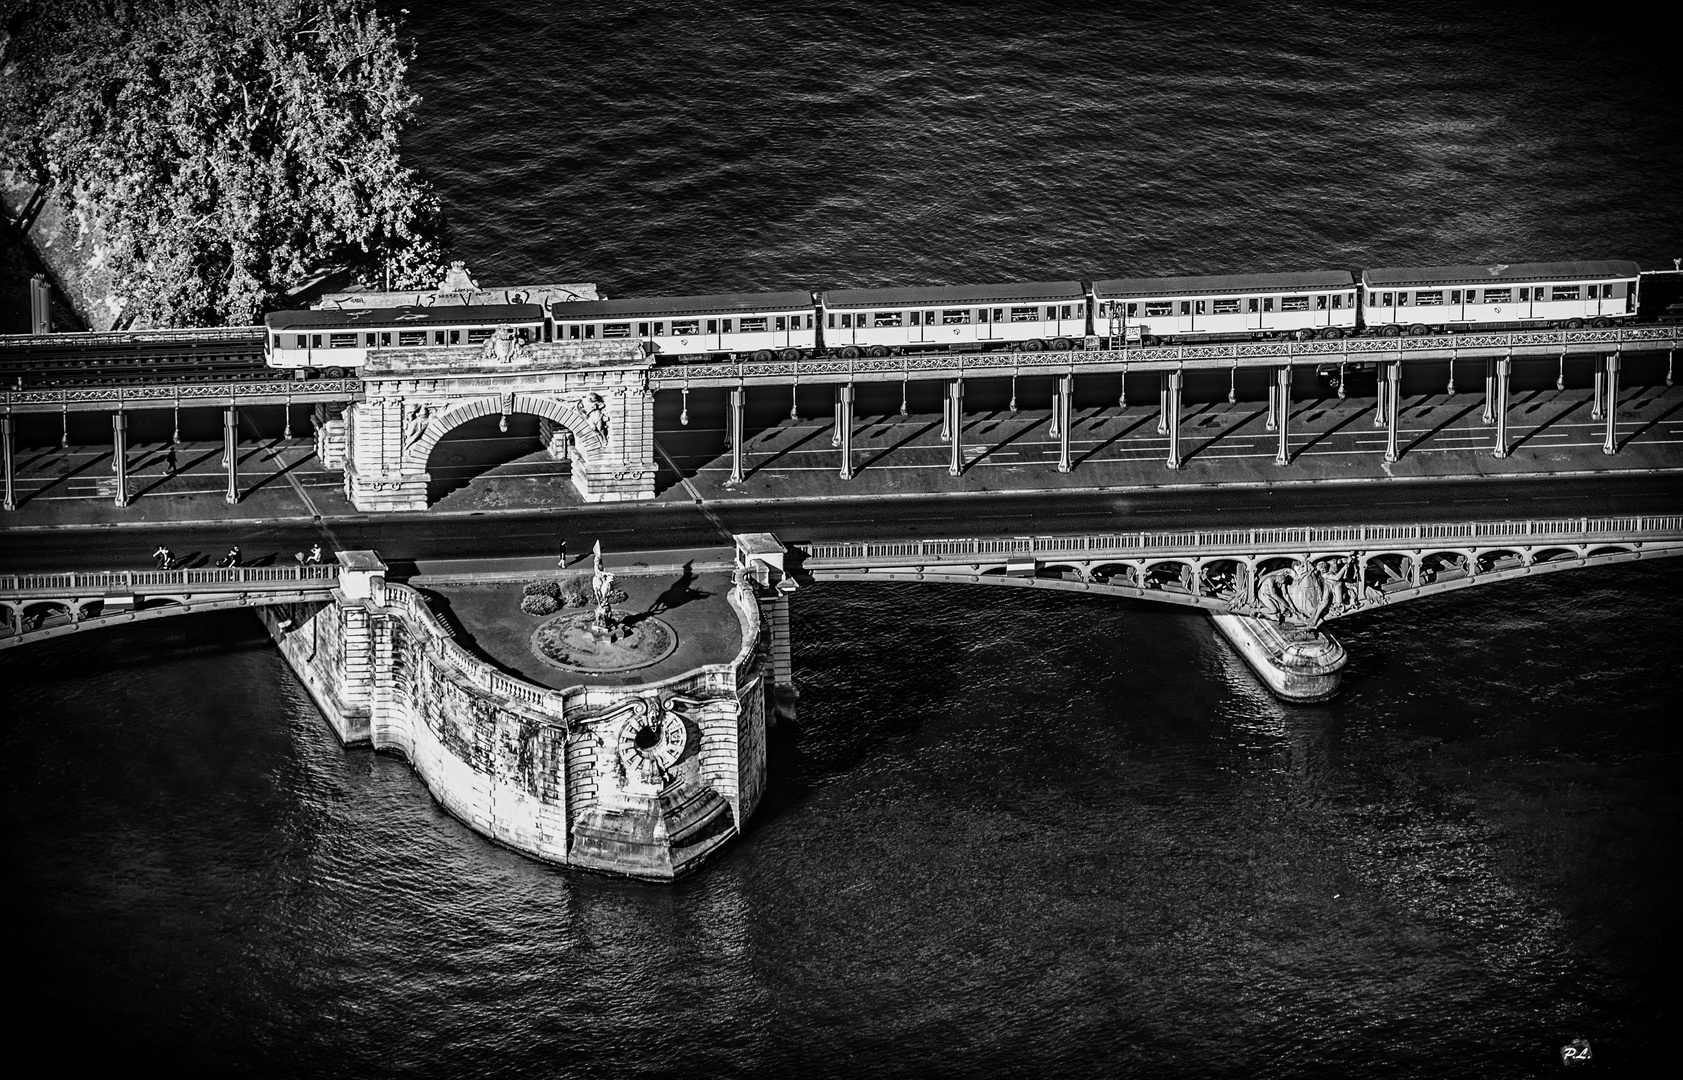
[482,325,529,363]
[1242,553,1381,627]
[402,403,432,447]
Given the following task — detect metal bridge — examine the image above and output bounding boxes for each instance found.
[795,515,1683,627]
[0,564,340,649]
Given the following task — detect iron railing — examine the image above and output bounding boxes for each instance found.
[0,564,340,595]
[802,516,1683,564]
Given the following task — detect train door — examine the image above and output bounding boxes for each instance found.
[1246,296,1263,331]
[979,307,999,341]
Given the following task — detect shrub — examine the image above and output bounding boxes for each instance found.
[559,577,592,608]
[520,592,562,617]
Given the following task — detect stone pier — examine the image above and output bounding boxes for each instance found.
[261,538,796,880]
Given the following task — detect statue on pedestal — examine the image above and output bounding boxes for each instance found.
[590,540,620,639]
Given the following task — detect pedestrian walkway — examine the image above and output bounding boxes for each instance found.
[1,384,1678,532]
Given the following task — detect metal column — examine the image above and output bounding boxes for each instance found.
[1265,366,1279,432]
[1482,359,1496,423]
[1156,374,1169,434]
[111,412,128,506]
[948,379,964,477]
[728,387,746,484]
[837,384,855,480]
[1491,357,1510,459]
[2,414,15,511]
[1164,369,1182,470]
[1383,360,1402,463]
[1056,374,1073,473]
[1373,361,1388,428]
[1274,365,1292,466]
[223,406,239,505]
[1591,363,1605,422]
[1602,355,1620,455]
[830,385,844,447]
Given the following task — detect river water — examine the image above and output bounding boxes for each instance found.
[4,2,1681,1075]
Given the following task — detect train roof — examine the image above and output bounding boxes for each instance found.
[820,281,1086,308]
[265,304,544,329]
[1091,270,1354,297]
[551,291,815,319]
[1362,260,1642,287]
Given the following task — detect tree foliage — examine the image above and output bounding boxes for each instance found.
[0,0,448,326]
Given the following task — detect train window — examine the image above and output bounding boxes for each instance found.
[1484,289,1508,303]
[1213,298,1240,314]
[1414,291,1441,306]
[1192,300,1205,315]
[827,313,836,328]
[585,325,597,339]
[603,323,631,338]
[1179,301,1191,316]
[992,308,1004,322]
[450,330,461,345]
[1249,298,1260,313]
[1517,287,1531,301]
[873,312,901,327]
[1331,295,1342,309]
[567,325,580,340]
[808,314,815,329]
[722,319,734,332]
[706,320,718,334]
[841,314,852,328]
[469,328,495,343]
[398,330,425,346]
[1143,302,1169,317]
[1127,303,1140,317]
[1449,291,1460,305]
[776,317,788,331]
[379,332,392,346]
[311,334,323,348]
[1315,295,1328,310]
[638,322,650,336]
[1012,307,1039,323]
[654,322,666,335]
[1045,305,1057,320]
[909,311,920,326]
[1281,296,1309,312]
[1552,285,1580,301]
[1396,293,1410,306]
[673,320,699,335]
[942,310,970,324]
[1368,293,1378,307]
[1263,298,1274,312]
[330,333,355,348]
[1062,304,1075,319]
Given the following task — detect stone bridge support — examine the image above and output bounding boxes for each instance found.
[338,343,659,511]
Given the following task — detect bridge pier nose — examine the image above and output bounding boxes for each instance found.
[1210,613,1347,703]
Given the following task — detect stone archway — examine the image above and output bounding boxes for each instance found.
[332,344,659,512]
[403,392,609,475]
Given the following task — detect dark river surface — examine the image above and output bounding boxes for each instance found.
[5,2,1682,1076]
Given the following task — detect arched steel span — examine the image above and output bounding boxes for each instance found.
[797,515,1683,627]
[0,564,339,649]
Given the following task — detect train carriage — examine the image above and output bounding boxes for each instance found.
[1360,260,1641,335]
[1091,271,1357,346]
[550,292,817,361]
[264,304,545,376]
[818,281,1089,357]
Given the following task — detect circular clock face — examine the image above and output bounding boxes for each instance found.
[617,704,687,783]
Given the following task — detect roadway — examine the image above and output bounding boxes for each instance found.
[2,472,1680,576]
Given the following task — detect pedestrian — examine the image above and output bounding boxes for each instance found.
[218,544,241,568]
[558,536,567,568]
[165,445,179,474]
[152,544,174,570]
[307,543,323,564]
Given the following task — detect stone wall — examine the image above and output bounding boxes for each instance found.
[257,570,769,880]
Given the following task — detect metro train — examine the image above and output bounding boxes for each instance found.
[263,258,1653,374]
